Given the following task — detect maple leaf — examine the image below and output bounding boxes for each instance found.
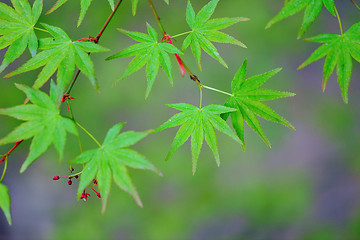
[0,82,78,173]
[0,0,42,73]
[298,23,360,103]
[106,23,182,98]
[154,103,242,174]
[70,123,160,212]
[0,184,11,225]
[266,0,335,38]
[46,0,115,26]
[4,24,108,93]
[221,60,295,149]
[183,0,248,69]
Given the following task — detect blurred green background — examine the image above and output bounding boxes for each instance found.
[1,0,360,239]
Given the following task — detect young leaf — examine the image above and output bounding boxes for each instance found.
[266,0,336,38]
[183,0,248,69]
[298,24,360,103]
[0,184,12,225]
[0,84,78,173]
[4,24,108,93]
[106,24,182,98]
[0,0,43,73]
[71,123,160,212]
[154,103,241,174]
[221,60,295,149]
[47,0,114,26]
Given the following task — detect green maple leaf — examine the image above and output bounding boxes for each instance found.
[183,0,248,69]
[46,0,115,26]
[154,103,242,174]
[106,23,182,98]
[221,60,295,149]
[0,82,78,173]
[298,24,360,103]
[131,0,169,16]
[4,23,108,92]
[70,122,160,212]
[0,0,42,73]
[266,0,335,38]
[0,184,11,225]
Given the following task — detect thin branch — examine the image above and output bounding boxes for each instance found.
[335,6,343,35]
[351,0,360,11]
[66,0,124,95]
[0,140,23,164]
[96,0,124,43]
[75,122,102,148]
[147,0,201,85]
[0,157,7,182]
[147,0,166,33]
[201,84,234,97]
[1,0,124,164]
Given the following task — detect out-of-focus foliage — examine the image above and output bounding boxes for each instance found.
[0,0,360,239]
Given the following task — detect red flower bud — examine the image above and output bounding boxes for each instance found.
[53,176,60,180]
[61,94,75,102]
[80,191,90,201]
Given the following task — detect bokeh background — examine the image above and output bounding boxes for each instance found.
[1,0,360,239]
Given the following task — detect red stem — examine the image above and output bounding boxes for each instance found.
[147,0,200,85]
[66,0,124,95]
[1,0,124,164]
[0,140,23,163]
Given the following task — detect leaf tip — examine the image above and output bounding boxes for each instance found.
[216,159,220,167]
[19,165,27,174]
[241,144,246,152]
[322,81,327,92]
[265,22,272,30]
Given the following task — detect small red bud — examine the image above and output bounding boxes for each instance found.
[97,192,101,198]
[92,179,98,184]
[80,191,90,201]
[62,94,75,102]
[74,175,79,179]
[68,179,72,185]
[53,176,60,180]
